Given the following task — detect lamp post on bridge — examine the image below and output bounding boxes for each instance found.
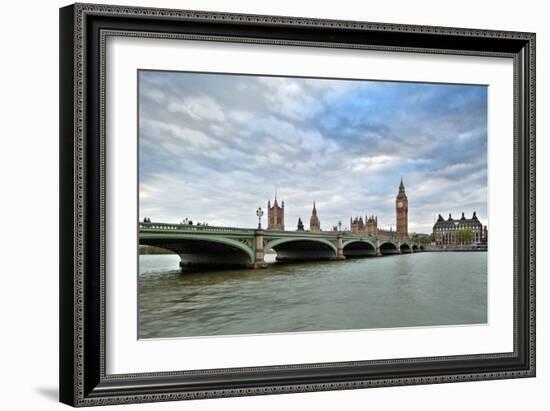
[256,207,264,229]
[253,207,267,269]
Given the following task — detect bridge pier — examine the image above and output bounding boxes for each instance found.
[252,229,268,269]
[336,235,346,260]
[375,239,382,256]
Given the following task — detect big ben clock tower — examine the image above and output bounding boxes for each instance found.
[396,178,409,239]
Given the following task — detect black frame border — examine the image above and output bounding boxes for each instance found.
[60,3,535,407]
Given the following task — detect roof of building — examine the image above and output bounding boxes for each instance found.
[397,177,407,199]
[433,212,482,229]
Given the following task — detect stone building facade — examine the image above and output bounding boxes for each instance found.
[432,211,484,245]
[309,202,321,232]
[350,215,378,236]
[395,178,409,239]
[266,180,410,238]
[267,196,284,230]
[349,179,409,240]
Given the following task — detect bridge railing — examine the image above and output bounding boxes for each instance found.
[139,222,410,242]
[375,233,401,240]
[139,222,255,234]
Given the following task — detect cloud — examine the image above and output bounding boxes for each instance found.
[168,95,225,122]
[351,155,398,173]
[138,71,488,233]
[142,119,217,149]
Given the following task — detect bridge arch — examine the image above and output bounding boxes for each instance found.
[265,237,337,262]
[265,237,338,253]
[412,244,419,252]
[342,239,376,257]
[342,239,376,249]
[400,243,411,253]
[379,241,400,255]
[140,234,254,268]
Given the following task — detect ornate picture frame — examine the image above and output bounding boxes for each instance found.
[59,3,535,407]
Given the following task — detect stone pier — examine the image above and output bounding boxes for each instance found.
[252,229,268,268]
[336,235,346,260]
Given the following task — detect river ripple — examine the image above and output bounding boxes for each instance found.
[138,252,487,338]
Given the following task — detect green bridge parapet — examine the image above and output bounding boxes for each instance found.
[139,222,256,234]
[139,222,421,269]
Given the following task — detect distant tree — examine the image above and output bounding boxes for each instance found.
[410,233,431,245]
[455,229,474,245]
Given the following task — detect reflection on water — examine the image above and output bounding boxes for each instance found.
[138,252,487,338]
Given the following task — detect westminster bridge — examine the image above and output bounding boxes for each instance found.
[139,222,425,269]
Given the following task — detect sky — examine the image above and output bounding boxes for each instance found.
[138,70,488,233]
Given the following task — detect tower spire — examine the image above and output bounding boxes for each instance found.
[267,191,284,230]
[396,177,408,239]
[310,201,320,232]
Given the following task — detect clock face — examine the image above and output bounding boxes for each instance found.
[397,201,403,208]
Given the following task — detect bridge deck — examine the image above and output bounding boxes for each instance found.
[138,222,420,268]
[139,222,405,242]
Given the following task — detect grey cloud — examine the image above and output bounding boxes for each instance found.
[139,71,488,232]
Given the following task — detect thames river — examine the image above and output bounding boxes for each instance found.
[138,252,487,339]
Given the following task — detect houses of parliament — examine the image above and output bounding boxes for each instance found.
[266,179,409,240]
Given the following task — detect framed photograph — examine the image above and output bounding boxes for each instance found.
[59,3,536,407]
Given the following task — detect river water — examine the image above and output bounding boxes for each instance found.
[138,252,487,339]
